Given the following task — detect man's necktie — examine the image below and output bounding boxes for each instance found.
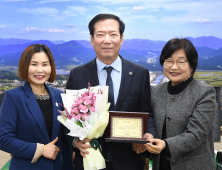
[104,66,115,111]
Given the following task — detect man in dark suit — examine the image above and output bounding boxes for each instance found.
[65,13,156,170]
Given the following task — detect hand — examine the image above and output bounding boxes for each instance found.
[143,133,154,141]
[74,138,92,158]
[132,143,146,154]
[144,138,165,154]
[42,137,60,160]
[132,133,154,154]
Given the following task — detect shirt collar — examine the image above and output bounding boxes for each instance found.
[96,56,121,73]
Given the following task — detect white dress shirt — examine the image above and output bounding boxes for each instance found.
[96,56,122,105]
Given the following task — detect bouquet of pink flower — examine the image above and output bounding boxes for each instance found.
[57,83,110,170]
[63,86,97,127]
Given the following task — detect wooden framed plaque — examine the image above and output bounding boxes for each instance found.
[104,111,149,143]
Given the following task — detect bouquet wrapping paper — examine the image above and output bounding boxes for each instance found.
[57,85,110,170]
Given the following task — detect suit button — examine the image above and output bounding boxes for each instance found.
[167,117,171,120]
[171,98,175,102]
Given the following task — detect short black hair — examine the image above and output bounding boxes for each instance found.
[159,38,198,74]
[88,13,125,37]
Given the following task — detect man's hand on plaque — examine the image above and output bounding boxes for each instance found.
[144,139,165,154]
[132,133,153,154]
[143,133,154,141]
[132,143,146,154]
[74,138,92,158]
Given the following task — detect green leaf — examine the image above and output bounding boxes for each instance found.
[75,121,83,127]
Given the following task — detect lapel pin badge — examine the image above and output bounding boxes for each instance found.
[129,72,133,75]
[55,102,59,107]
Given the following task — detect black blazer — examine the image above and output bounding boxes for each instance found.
[65,56,156,170]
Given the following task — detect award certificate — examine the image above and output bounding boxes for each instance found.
[111,117,142,139]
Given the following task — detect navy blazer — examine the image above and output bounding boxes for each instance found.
[65,56,156,170]
[0,82,73,170]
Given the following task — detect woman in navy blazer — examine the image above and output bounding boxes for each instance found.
[0,44,73,170]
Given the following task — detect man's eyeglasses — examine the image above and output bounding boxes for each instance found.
[164,59,187,67]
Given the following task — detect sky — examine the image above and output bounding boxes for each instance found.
[0,0,222,41]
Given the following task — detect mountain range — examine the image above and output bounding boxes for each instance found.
[75,36,222,50]
[0,40,55,55]
[0,36,222,71]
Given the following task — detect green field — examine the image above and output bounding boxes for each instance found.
[194,71,222,104]
[194,71,222,87]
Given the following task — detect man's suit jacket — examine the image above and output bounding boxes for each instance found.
[151,79,216,170]
[66,56,156,170]
[0,82,73,170]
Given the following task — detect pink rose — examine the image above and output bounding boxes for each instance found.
[84,100,92,106]
[82,91,89,97]
[76,114,82,121]
[91,95,96,100]
[71,107,79,114]
[82,113,90,121]
[72,114,76,119]
[89,92,94,96]
[77,99,84,105]
[78,104,84,110]
[72,103,78,108]
[77,96,83,101]
[72,100,79,107]
[89,106,95,113]
[83,96,90,101]
[80,105,88,114]
[72,102,78,108]
[91,100,96,106]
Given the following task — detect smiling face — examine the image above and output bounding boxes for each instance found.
[90,19,123,65]
[163,49,193,86]
[28,52,51,88]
